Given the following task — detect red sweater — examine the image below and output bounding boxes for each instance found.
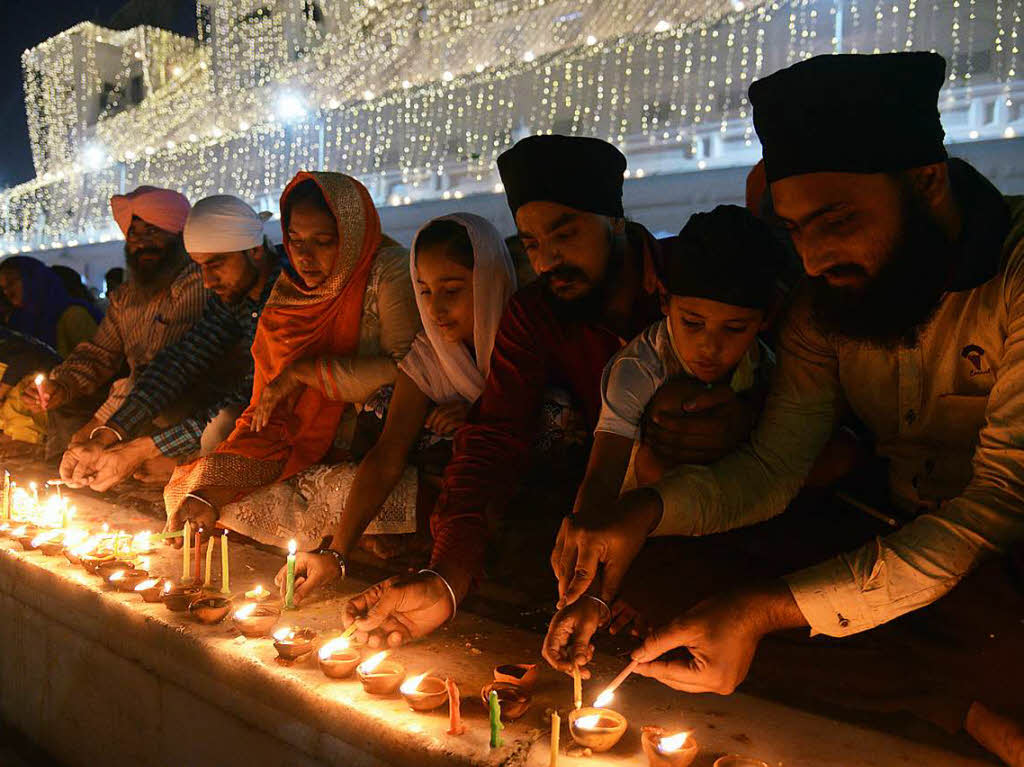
[430,224,669,582]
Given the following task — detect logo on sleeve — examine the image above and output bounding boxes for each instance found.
[961,344,992,376]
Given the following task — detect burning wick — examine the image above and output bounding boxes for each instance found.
[400,671,429,696]
[244,584,268,600]
[593,689,614,709]
[33,374,47,408]
[574,714,603,730]
[134,579,160,592]
[108,570,126,582]
[318,636,351,661]
[657,732,689,754]
[358,651,389,675]
[234,602,257,620]
[162,581,173,594]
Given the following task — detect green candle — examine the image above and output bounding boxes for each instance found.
[284,539,297,609]
[220,531,230,594]
[182,521,191,580]
[204,533,214,587]
[488,689,504,748]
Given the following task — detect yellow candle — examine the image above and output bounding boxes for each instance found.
[550,710,560,766]
[204,534,214,587]
[220,531,230,594]
[3,470,10,520]
[182,521,191,580]
[572,665,582,710]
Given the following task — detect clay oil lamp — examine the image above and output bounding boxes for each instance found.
[493,663,539,692]
[318,636,362,679]
[80,552,115,574]
[0,521,12,539]
[244,584,273,602]
[713,757,769,767]
[14,524,40,550]
[108,568,151,592]
[480,681,532,720]
[357,651,405,695]
[233,602,280,638]
[189,595,233,625]
[272,627,317,661]
[134,577,170,603]
[96,559,135,582]
[400,672,449,712]
[642,728,699,767]
[569,698,628,754]
[161,580,202,612]
[32,529,65,556]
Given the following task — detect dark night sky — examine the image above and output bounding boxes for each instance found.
[0,1,194,189]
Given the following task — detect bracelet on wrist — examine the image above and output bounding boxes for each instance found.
[314,547,347,578]
[583,594,612,626]
[419,568,457,621]
[89,424,123,443]
[184,492,216,510]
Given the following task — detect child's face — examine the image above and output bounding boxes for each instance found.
[415,244,475,345]
[665,295,766,384]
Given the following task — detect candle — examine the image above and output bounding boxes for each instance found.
[572,665,583,710]
[204,532,214,587]
[488,689,504,748]
[33,374,47,409]
[220,531,230,594]
[193,529,202,582]
[3,470,11,520]
[60,500,70,530]
[595,659,638,707]
[550,710,560,767]
[446,678,465,735]
[29,482,39,507]
[284,539,297,609]
[182,521,191,580]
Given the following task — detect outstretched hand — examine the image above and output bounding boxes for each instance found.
[341,572,454,648]
[252,369,302,433]
[274,551,344,606]
[541,595,607,676]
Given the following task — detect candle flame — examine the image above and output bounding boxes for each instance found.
[245,584,267,599]
[34,374,45,385]
[132,531,153,553]
[102,523,109,533]
[30,530,60,547]
[11,525,27,537]
[234,602,257,620]
[318,636,351,660]
[288,539,297,555]
[574,714,602,730]
[657,732,689,753]
[163,580,173,594]
[135,579,160,591]
[358,650,389,674]
[273,626,295,642]
[400,671,430,695]
[140,557,150,571]
[593,689,614,708]
[108,570,126,582]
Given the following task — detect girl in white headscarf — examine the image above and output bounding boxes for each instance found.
[273,213,517,603]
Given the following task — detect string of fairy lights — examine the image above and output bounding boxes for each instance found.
[1,0,1021,254]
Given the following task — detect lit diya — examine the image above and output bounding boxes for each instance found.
[244,584,272,602]
[189,596,233,624]
[356,651,406,695]
[480,681,532,720]
[31,529,65,556]
[14,525,41,550]
[161,580,202,611]
[96,559,136,582]
[568,701,628,753]
[642,727,699,767]
[493,663,539,692]
[109,569,151,592]
[400,672,449,711]
[135,577,170,603]
[318,636,362,679]
[272,627,317,660]
[233,602,281,638]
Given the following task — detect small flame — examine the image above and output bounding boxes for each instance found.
[135,579,160,591]
[234,602,257,620]
[245,584,267,599]
[34,374,45,386]
[288,539,297,555]
[358,651,389,674]
[30,530,60,547]
[163,581,173,594]
[593,689,614,708]
[574,714,602,730]
[63,529,87,549]
[11,525,27,537]
[273,626,295,642]
[318,636,351,660]
[108,570,126,582]
[102,523,110,533]
[132,531,153,553]
[140,557,151,572]
[400,671,430,695]
[657,732,689,753]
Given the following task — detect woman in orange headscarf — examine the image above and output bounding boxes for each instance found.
[164,172,419,536]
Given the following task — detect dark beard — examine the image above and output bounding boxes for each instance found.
[540,233,626,324]
[125,237,186,291]
[809,192,954,349]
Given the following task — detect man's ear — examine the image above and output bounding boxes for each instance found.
[659,291,671,317]
[904,162,950,209]
[611,216,627,236]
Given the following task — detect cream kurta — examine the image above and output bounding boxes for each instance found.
[653,164,1024,637]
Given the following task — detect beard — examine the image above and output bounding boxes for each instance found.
[125,236,186,291]
[539,231,626,324]
[809,191,954,350]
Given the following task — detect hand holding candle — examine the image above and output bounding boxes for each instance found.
[572,664,583,710]
[33,374,49,410]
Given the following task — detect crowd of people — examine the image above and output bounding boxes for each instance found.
[5,52,1023,764]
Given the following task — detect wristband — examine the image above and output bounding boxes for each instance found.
[184,492,215,510]
[419,568,457,621]
[583,594,612,626]
[89,425,123,443]
[314,547,347,579]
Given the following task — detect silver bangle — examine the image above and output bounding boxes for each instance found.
[583,594,612,626]
[89,425,122,442]
[314,547,347,578]
[419,568,457,621]
[184,492,215,510]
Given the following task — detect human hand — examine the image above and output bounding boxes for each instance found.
[21,378,66,412]
[341,572,454,648]
[551,487,663,608]
[59,432,118,487]
[425,401,470,436]
[274,551,344,606]
[164,496,218,549]
[641,381,754,466]
[541,595,607,676]
[608,597,648,637]
[252,368,301,432]
[86,437,158,492]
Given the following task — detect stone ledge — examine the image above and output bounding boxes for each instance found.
[0,490,993,767]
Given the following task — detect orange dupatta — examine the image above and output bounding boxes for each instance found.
[164,172,382,511]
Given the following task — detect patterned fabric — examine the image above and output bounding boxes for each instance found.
[48,261,209,421]
[106,260,283,457]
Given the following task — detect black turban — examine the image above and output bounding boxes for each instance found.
[665,205,786,310]
[497,135,626,218]
[749,52,948,183]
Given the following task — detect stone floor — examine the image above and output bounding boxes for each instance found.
[0,457,1001,767]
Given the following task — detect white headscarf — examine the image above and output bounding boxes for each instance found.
[399,213,517,404]
[183,194,271,254]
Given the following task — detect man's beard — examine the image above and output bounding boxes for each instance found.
[125,237,186,291]
[539,232,626,324]
[809,192,954,349]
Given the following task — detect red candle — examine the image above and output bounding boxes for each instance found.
[193,529,202,582]
[446,678,464,735]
